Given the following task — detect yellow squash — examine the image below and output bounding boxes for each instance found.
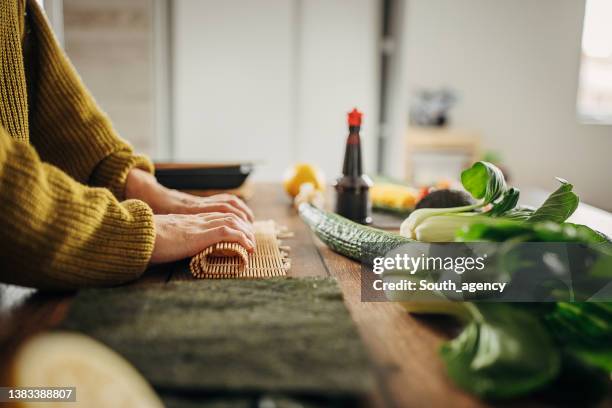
[371,183,417,211]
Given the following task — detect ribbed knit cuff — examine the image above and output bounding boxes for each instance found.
[117,198,157,271]
[90,150,154,200]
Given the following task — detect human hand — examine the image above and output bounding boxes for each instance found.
[163,192,254,223]
[150,212,255,264]
[126,168,254,222]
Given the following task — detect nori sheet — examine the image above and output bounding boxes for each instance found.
[60,278,373,405]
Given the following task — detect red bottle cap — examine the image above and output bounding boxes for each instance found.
[348,108,363,126]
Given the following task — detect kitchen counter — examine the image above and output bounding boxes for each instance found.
[1,183,610,407]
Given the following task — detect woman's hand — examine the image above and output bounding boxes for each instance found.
[126,169,257,264]
[150,212,256,264]
[126,168,254,222]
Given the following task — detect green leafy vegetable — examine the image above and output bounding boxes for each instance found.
[413,165,611,402]
[401,162,521,241]
[563,223,611,244]
[545,302,612,373]
[528,178,579,224]
[488,187,520,217]
[402,161,607,249]
[571,349,612,374]
[461,161,508,204]
[440,303,560,399]
[502,205,535,221]
[456,220,610,244]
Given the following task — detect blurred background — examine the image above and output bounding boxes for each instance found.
[40,0,612,210]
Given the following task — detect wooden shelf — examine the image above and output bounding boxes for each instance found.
[405,127,481,183]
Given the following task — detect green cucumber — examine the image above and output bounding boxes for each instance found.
[298,203,413,263]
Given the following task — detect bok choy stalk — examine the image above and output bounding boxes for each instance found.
[401,211,489,242]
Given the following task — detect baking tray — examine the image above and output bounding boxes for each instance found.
[155,163,253,190]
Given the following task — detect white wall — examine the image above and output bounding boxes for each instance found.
[172,0,379,180]
[172,0,295,180]
[401,0,612,210]
[297,0,379,180]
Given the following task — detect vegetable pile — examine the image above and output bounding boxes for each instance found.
[399,161,589,242]
[299,161,611,402]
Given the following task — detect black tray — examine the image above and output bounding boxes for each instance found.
[155,163,253,190]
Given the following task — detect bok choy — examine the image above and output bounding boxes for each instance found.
[394,161,611,402]
[399,161,598,242]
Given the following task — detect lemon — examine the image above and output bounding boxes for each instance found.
[283,163,325,197]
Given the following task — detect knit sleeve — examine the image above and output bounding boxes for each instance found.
[0,128,156,291]
[25,0,153,200]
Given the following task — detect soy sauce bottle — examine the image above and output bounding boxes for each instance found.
[334,108,373,224]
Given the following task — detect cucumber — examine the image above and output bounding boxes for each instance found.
[298,203,414,263]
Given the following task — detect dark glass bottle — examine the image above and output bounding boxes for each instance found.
[334,108,373,224]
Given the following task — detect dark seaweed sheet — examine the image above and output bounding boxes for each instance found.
[61,278,374,406]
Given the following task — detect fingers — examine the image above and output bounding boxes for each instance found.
[151,211,259,265]
[223,195,255,222]
[195,202,251,223]
[198,212,254,234]
[205,194,255,222]
[219,226,254,252]
[201,215,255,245]
[204,226,255,253]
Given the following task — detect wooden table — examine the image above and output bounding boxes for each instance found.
[0,183,526,407]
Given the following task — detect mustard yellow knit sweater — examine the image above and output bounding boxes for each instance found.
[0,0,156,290]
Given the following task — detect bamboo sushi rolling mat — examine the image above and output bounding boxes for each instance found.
[189,220,292,279]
